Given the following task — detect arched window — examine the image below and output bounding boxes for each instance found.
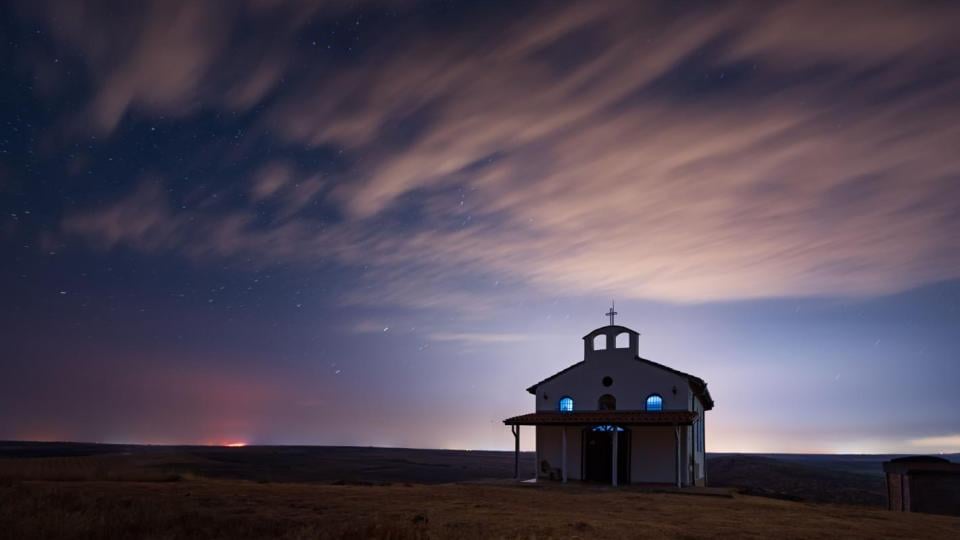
[615,332,629,348]
[646,394,663,411]
[559,396,574,412]
[598,394,616,410]
[593,334,607,351]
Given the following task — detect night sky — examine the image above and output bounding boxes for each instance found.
[2,1,959,453]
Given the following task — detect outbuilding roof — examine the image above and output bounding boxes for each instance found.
[503,410,698,426]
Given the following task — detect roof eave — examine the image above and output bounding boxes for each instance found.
[503,410,699,426]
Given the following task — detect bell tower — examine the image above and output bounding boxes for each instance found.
[583,302,639,360]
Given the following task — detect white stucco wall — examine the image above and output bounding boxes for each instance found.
[630,425,677,484]
[534,356,691,413]
[536,426,582,480]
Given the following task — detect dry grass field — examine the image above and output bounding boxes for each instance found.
[3,477,960,539]
[1,443,958,539]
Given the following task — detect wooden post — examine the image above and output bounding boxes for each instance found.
[674,424,681,488]
[534,427,539,481]
[561,427,568,483]
[703,413,708,486]
[612,429,619,487]
[511,425,520,479]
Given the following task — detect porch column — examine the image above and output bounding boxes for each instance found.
[611,429,619,487]
[674,424,681,488]
[534,427,539,481]
[511,425,520,479]
[703,414,708,486]
[561,426,568,483]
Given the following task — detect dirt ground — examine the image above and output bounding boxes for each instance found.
[2,478,959,539]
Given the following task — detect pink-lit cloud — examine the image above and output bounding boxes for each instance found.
[19,0,353,132]
[58,0,960,307]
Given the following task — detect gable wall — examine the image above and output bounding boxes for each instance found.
[534,357,692,412]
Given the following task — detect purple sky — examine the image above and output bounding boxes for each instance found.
[1,0,959,453]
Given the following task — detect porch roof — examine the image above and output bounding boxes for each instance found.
[503,410,697,426]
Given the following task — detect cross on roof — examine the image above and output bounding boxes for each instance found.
[606,301,618,326]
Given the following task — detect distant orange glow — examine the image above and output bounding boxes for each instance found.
[224,442,247,447]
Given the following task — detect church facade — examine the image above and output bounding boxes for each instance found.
[504,317,713,487]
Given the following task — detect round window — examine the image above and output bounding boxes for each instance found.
[602,376,613,387]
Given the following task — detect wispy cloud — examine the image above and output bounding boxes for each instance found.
[56,0,960,308]
[18,0,372,132]
[427,332,530,345]
[250,162,294,202]
[909,434,960,451]
[347,320,396,335]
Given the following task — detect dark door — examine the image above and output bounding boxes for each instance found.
[583,427,630,484]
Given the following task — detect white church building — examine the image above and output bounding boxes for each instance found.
[504,308,714,487]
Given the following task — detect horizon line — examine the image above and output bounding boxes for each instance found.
[2,439,958,457]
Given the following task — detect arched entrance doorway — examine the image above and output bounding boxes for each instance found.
[582,425,630,484]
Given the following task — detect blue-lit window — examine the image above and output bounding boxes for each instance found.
[592,425,624,432]
[559,396,574,412]
[646,394,663,411]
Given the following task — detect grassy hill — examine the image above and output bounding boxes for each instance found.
[707,454,886,505]
[1,442,958,538]
[3,477,960,539]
